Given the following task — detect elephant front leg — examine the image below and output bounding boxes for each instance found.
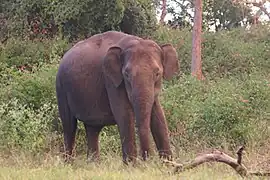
[84,124,103,162]
[118,117,137,164]
[105,83,137,164]
[150,99,172,160]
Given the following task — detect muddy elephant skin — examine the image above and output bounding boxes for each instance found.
[56,31,179,164]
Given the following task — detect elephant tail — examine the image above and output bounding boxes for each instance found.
[56,71,74,125]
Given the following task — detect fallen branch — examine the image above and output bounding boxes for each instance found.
[163,146,270,177]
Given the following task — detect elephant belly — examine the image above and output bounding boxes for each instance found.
[65,79,116,126]
[68,92,116,126]
[76,113,116,126]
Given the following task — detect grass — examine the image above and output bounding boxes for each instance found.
[0,156,244,180]
[0,165,244,180]
[1,148,269,180]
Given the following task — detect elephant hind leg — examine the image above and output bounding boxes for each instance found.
[56,87,77,162]
[84,124,103,162]
[62,115,77,162]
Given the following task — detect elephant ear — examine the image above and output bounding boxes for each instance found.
[160,43,179,80]
[103,46,123,87]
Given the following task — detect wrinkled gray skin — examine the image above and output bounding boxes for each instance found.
[56,31,179,164]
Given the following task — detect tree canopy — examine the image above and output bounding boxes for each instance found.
[167,0,254,31]
[0,0,269,43]
[1,0,157,41]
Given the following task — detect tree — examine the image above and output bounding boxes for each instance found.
[191,0,204,80]
[232,0,270,25]
[1,0,158,41]
[167,0,193,29]
[159,0,167,24]
[167,0,253,31]
[203,0,252,31]
[120,0,157,37]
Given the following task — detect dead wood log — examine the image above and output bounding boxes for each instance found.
[163,146,270,177]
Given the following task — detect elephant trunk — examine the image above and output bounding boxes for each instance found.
[131,80,155,160]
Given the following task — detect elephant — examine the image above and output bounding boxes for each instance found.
[55,31,179,164]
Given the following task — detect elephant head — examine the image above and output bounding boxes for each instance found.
[102,38,179,160]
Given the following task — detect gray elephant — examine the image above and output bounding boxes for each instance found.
[56,31,179,164]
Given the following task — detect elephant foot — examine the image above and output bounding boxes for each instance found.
[159,150,173,161]
[141,148,156,161]
[122,154,138,167]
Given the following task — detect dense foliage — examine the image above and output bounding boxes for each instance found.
[0,0,157,42]
[0,25,269,155]
[120,0,157,36]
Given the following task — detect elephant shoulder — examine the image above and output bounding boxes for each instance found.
[90,31,129,49]
[59,31,132,66]
[68,31,130,52]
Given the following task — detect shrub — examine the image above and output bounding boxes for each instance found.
[0,97,122,154]
[6,64,58,109]
[0,99,59,153]
[161,74,270,149]
[0,37,69,69]
[0,37,70,103]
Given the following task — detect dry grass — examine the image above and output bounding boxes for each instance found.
[0,148,269,180]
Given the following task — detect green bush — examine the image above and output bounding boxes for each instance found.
[0,37,70,108]
[0,98,59,153]
[161,74,270,148]
[0,37,69,69]
[6,64,58,109]
[0,98,122,155]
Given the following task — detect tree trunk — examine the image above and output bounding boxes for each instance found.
[159,0,167,24]
[191,0,204,80]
